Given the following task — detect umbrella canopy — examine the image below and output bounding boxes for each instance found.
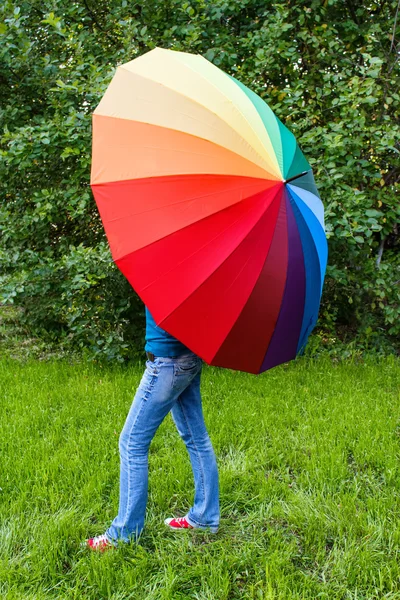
[91,48,327,374]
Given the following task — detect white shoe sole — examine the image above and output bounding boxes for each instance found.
[164,517,218,533]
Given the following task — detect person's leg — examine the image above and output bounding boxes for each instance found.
[106,359,176,543]
[170,369,219,532]
[106,354,203,544]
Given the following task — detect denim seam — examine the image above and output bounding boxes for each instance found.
[146,361,159,377]
[178,394,207,520]
[120,371,157,534]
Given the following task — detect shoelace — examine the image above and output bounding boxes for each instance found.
[91,534,110,547]
[175,517,191,527]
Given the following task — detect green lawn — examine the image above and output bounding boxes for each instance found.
[0,356,399,599]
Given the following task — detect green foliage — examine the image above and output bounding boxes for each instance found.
[0,0,399,359]
[1,243,144,360]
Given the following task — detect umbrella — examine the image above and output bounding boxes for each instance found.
[91,48,327,374]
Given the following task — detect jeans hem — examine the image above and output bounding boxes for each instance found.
[104,532,120,546]
[186,514,219,533]
[106,527,141,545]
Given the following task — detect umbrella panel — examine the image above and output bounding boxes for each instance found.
[116,183,284,367]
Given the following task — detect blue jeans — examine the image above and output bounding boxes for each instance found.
[106,353,219,543]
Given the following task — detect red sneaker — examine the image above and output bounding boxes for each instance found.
[164,516,194,530]
[85,534,115,552]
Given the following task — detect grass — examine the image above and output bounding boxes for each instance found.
[0,355,399,599]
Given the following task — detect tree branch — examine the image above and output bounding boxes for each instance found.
[390,0,400,53]
[82,0,120,46]
[345,0,361,25]
[384,166,399,185]
[388,45,400,72]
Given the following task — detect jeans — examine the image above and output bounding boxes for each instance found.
[106,353,219,543]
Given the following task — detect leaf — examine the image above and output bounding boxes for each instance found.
[365,209,383,218]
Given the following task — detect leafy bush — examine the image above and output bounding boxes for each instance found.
[0,0,399,359]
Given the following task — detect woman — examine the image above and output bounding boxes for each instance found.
[86,307,220,550]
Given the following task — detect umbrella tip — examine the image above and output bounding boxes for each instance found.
[284,170,310,184]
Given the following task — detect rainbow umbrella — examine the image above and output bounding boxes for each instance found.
[91,48,327,374]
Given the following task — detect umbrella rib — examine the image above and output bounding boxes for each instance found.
[157,56,281,177]
[208,193,288,367]
[288,196,323,352]
[139,205,260,293]
[170,223,273,362]
[203,218,272,330]
[119,65,281,179]
[229,74,286,180]
[287,189,327,294]
[104,89,251,141]
[100,90,273,176]
[285,170,310,184]
[155,187,283,327]
[256,195,302,372]
[287,188,326,239]
[130,144,264,162]
[92,113,277,183]
[139,193,281,295]
[96,179,273,223]
[287,184,324,228]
